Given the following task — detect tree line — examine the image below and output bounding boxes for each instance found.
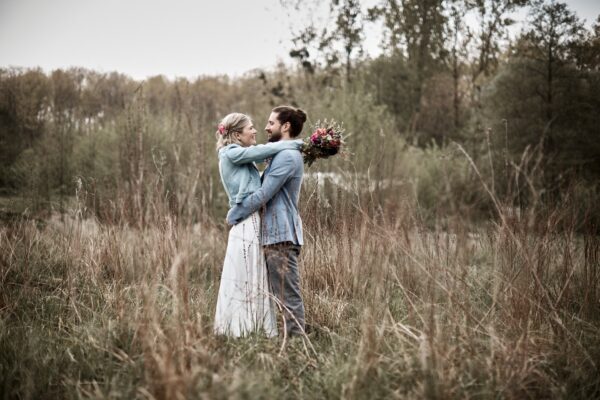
[0,0,598,227]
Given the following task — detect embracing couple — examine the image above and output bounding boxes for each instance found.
[213,106,307,339]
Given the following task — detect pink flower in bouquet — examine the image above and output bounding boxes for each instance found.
[301,119,346,167]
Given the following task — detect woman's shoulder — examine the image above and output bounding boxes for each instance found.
[218,144,241,157]
[220,143,242,152]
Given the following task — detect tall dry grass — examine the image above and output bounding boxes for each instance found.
[1,166,599,399]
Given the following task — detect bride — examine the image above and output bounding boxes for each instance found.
[213,112,302,337]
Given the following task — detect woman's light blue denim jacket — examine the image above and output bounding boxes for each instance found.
[218,140,303,208]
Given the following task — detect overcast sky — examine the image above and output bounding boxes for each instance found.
[1,0,598,80]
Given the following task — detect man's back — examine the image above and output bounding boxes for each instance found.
[262,149,304,246]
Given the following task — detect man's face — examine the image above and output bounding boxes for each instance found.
[265,112,283,142]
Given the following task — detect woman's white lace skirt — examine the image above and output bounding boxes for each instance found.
[214,211,277,337]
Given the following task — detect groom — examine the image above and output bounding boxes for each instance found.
[227,105,307,337]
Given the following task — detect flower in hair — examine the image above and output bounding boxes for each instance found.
[218,123,227,135]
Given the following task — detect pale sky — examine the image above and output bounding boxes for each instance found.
[0,0,598,80]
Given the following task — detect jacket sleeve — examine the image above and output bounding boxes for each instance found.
[222,140,303,165]
[226,151,296,225]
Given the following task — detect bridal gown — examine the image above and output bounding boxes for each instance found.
[214,211,277,337]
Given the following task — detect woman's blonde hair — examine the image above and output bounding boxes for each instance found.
[215,112,251,151]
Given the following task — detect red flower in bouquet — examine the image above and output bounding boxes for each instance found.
[302,120,346,167]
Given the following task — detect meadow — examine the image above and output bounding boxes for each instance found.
[1,160,599,398]
[2,3,600,393]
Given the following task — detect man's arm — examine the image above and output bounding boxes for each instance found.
[226,151,296,225]
[223,140,302,165]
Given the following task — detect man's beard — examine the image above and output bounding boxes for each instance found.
[267,131,282,142]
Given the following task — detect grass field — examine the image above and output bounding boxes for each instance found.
[1,190,599,399]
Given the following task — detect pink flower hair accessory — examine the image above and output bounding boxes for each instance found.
[217,123,227,135]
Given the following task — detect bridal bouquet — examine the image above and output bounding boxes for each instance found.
[302,120,345,167]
